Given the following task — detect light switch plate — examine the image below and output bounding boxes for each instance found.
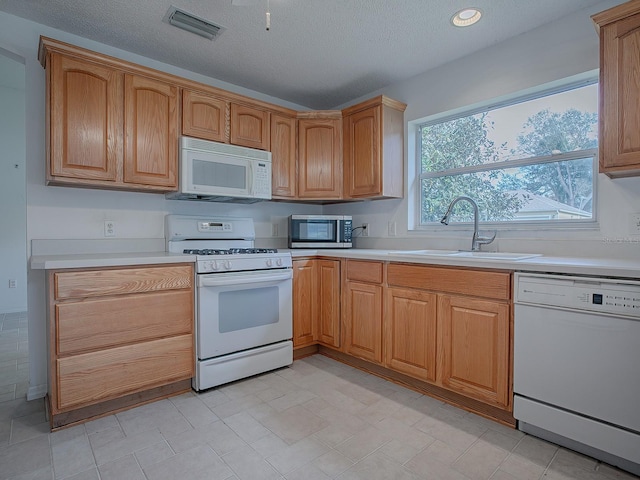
[388,221,396,236]
[362,223,369,237]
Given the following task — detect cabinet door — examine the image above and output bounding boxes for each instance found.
[385,288,437,382]
[344,281,383,363]
[49,54,122,182]
[317,260,341,348]
[124,74,179,190]
[298,118,342,198]
[182,89,229,142]
[344,105,381,197]
[438,295,510,407]
[293,260,317,347]
[271,113,297,198]
[598,10,640,175]
[56,334,193,411]
[230,103,270,150]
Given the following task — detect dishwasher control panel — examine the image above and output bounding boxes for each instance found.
[515,273,640,317]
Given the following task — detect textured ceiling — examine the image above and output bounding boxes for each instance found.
[0,0,612,109]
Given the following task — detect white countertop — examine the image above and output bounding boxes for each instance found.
[29,248,640,279]
[289,249,640,279]
[30,251,196,270]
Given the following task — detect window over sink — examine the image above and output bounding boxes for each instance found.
[414,76,598,229]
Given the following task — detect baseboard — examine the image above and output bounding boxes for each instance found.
[27,384,47,401]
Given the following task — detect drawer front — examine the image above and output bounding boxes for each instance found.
[346,260,383,284]
[56,290,193,356]
[387,264,511,301]
[54,265,193,300]
[56,334,193,411]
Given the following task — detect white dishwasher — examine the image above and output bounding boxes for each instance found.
[514,272,640,476]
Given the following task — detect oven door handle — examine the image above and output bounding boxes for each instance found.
[198,270,293,287]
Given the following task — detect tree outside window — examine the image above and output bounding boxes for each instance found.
[418,81,598,226]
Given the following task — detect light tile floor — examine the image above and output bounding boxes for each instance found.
[0,315,637,479]
[0,312,29,404]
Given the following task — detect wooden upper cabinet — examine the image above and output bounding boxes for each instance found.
[48,53,123,182]
[297,115,342,199]
[124,74,179,189]
[343,96,406,198]
[230,103,270,150]
[593,2,640,177]
[41,38,180,192]
[271,113,297,198]
[182,89,229,143]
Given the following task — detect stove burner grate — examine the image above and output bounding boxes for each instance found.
[183,248,279,255]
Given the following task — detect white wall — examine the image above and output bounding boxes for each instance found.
[0,11,322,399]
[0,55,27,313]
[327,0,640,259]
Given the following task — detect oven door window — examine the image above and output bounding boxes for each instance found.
[197,271,293,359]
[219,286,279,332]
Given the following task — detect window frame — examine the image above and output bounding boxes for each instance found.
[412,76,599,232]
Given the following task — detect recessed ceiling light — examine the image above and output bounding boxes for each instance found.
[451,8,482,27]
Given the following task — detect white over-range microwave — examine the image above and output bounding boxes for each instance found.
[166,136,272,203]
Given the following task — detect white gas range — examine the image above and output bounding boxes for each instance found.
[166,215,293,391]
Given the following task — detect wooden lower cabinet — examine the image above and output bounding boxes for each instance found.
[292,259,341,349]
[438,294,511,408]
[48,264,194,428]
[293,259,317,347]
[316,260,341,347]
[344,281,383,363]
[385,287,437,382]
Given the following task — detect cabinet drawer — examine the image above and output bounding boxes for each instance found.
[56,290,193,355]
[54,265,192,300]
[387,264,511,301]
[346,260,383,284]
[56,334,193,411]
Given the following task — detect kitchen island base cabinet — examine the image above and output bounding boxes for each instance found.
[47,264,194,429]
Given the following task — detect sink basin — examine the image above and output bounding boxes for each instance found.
[387,250,542,261]
[450,251,542,261]
[388,249,459,256]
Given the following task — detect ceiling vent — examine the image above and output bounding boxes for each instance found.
[164,6,226,40]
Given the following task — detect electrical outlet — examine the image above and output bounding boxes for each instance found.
[271,223,279,237]
[362,223,369,237]
[388,221,397,236]
[104,220,116,237]
[630,213,640,235]
[8,279,16,288]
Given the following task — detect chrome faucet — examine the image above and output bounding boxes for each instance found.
[440,196,496,251]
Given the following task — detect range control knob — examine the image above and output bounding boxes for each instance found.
[266,259,273,267]
[209,260,219,271]
[224,260,232,270]
[276,258,283,266]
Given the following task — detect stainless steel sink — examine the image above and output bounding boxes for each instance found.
[388,249,459,256]
[388,250,541,261]
[450,251,542,261]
